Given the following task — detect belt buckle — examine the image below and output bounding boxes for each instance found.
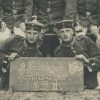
[86,12,91,17]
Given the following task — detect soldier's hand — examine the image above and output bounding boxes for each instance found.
[1,21,6,32]
[74,22,87,35]
[74,22,84,32]
[75,54,89,64]
[20,22,26,31]
[8,53,18,61]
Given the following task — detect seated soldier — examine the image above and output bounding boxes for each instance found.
[54,20,100,89]
[0,21,43,90]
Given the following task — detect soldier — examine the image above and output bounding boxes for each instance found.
[54,20,100,89]
[32,0,65,56]
[77,0,100,27]
[0,0,33,33]
[0,21,43,90]
[64,0,100,38]
[86,24,99,42]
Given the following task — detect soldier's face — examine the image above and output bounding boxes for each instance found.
[26,30,40,44]
[59,28,74,42]
[89,25,98,35]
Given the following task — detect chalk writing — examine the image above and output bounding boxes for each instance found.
[10,57,83,91]
[69,62,83,75]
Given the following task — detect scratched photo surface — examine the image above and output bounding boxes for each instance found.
[10,57,83,92]
[0,0,100,100]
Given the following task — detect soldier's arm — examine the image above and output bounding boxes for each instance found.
[20,0,33,31]
[54,45,63,57]
[85,37,100,71]
[0,37,14,62]
[0,0,3,19]
[32,0,38,16]
[0,36,25,61]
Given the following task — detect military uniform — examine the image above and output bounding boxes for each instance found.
[64,0,100,27]
[0,0,3,18]
[0,35,43,57]
[0,35,43,90]
[64,0,77,21]
[1,0,33,29]
[33,0,65,25]
[54,35,100,88]
[77,0,100,27]
[33,0,65,57]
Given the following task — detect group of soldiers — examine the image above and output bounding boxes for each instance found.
[0,0,100,91]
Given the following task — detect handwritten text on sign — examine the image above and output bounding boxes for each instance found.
[10,57,83,91]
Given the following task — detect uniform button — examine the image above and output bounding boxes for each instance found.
[13,1,15,4]
[48,1,51,4]
[46,8,51,13]
[70,47,74,50]
[22,52,25,54]
[13,6,15,9]
[73,50,76,53]
[86,12,91,17]
[13,10,17,14]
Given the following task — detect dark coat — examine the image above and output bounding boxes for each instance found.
[32,0,64,57]
[33,0,65,25]
[54,36,100,88]
[1,0,33,29]
[0,35,43,60]
[0,35,43,90]
[77,0,100,27]
[0,0,3,18]
[64,0,100,27]
[64,0,77,21]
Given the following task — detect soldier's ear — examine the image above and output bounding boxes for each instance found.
[59,38,62,45]
[36,35,43,48]
[53,27,59,33]
[41,29,45,34]
[38,33,43,40]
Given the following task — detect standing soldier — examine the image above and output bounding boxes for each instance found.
[1,0,33,33]
[64,0,100,37]
[76,0,100,27]
[32,0,65,56]
[77,0,100,40]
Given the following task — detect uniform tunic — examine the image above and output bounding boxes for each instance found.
[0,35,43,90]
[32,0,65,56]
[54,36,100,88]
[0,0,33,29]
[33,0,65,25]
[64,0,100,27]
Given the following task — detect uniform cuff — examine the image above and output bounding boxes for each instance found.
[89,58,97,71]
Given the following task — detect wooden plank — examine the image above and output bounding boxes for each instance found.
[9,57,84,92]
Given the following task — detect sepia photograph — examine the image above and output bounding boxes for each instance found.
[0,0,100,100]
